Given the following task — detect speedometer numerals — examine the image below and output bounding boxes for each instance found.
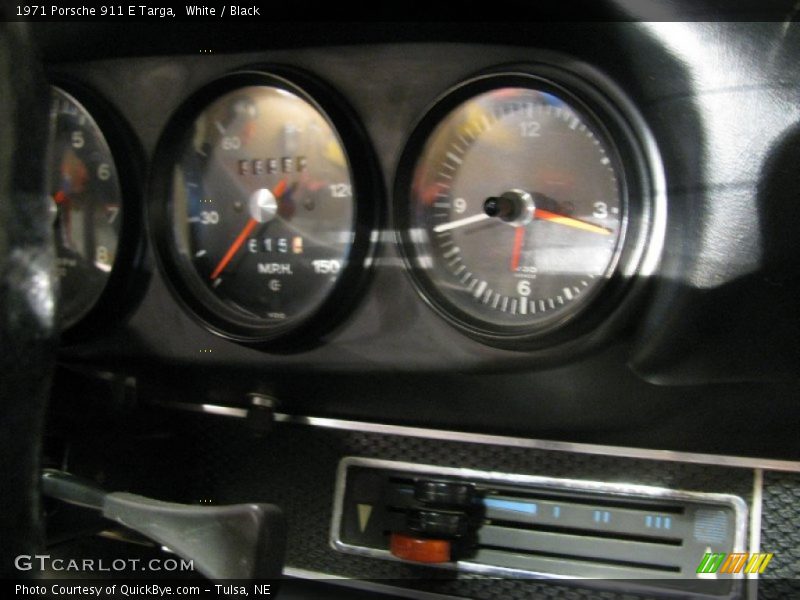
[150,70,378,346]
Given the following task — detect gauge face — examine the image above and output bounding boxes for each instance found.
[157,73,367,343]
[399,76,631,342]
[50,87,123,329]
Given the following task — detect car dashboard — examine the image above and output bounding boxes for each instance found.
[6,7,800,599]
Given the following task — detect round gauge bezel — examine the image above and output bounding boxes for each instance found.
[149,68,380,347]
[395,66,655,350]
[49,80,149,344]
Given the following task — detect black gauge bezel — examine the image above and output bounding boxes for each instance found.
[395,65,655,350]
[49,80,149,344]
[149,68,380,348]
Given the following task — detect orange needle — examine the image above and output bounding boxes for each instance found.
[511,226,525,271]
[209,179,287,281]
[533,208,612,235]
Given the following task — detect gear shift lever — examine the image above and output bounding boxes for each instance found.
[41,469,286,580]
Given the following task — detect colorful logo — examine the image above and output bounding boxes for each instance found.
[696,552,773,575]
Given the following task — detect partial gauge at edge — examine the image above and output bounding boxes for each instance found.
[150,70,378,346]
[396,69,654,349]
[49,84,146,340]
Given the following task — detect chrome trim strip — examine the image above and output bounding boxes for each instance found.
[152,399,249,418]
[331,458,747,598]
[273,413,800,473]
[282,567,346,580]
[200,403,248,418]
[283,567,463,600]
[747,468,764,590]
[150,400,800,472]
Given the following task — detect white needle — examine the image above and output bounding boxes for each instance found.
[433,213,491,233]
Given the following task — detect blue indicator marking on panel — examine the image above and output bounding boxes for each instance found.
[484,498,538,515]
[553,506,561,519]
[645,514,673,530]
[594,510,611,524]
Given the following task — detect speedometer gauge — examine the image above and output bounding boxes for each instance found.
[397,70,652,347]
[151,71,377,345]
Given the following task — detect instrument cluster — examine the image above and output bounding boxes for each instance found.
[49,60,663,352]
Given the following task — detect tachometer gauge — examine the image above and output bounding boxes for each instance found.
[49,85,144,336]
[396,70,652,347]
[150,71,377,345]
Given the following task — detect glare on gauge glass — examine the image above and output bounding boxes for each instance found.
[404,85,627,334]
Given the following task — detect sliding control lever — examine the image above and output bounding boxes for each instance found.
[41,469,286,580]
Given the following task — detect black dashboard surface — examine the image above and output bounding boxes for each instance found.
[33,18,800,460]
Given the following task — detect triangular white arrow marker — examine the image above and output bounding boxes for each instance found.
[357,504,373,533]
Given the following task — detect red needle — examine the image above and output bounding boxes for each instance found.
[209,179,287,281]
[511,226,525,272]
